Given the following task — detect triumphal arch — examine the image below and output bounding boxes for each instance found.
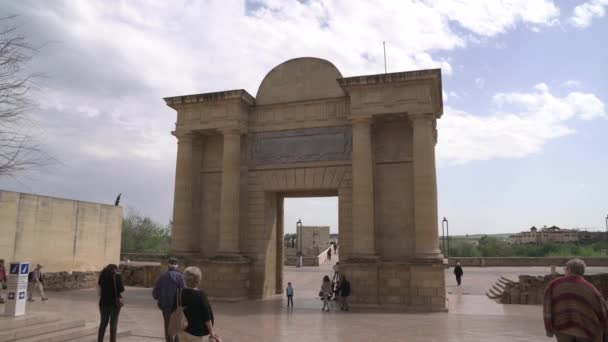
[164,57,446,311]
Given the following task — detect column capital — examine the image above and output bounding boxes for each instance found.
[349,116,373,126]
[219,126,245,136]
[173,131,195,143]
[408,113,435,126]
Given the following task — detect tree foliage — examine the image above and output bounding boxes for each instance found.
[121,211,171,253]
[445,235,608,258]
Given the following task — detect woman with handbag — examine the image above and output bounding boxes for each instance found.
[173,266,221,342]
[97,264,124,342]
[320,275,332,312]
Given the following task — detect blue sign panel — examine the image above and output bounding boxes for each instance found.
[10,263,19,274]
[20,264,29,274]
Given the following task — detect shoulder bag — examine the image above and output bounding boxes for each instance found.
[113,274,124,308]
[168,288,188,336]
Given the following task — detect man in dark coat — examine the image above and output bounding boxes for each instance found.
[340,276,351,311]
[454,262,464,286]
[152,257,185,342]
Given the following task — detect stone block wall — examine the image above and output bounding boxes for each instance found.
[186,259,251,300]
[499,273,608,305]
[38,264,163,290]
[409,262,447,311]
[340,260,447,311]
[120,264,162,288]
[43,272,99,290]
[449,257,608,267]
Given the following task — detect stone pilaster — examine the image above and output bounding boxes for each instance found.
[351,118,376,257]
[171,132,195,253]
[410,113,441,258]
[217,128,242,255]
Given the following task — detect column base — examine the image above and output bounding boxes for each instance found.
[183,256,251,301]
[340,258,448,312]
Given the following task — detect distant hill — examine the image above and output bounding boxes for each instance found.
[451,233,512,241]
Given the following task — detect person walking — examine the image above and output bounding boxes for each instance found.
[286,282,294,309]
[97,264,124,342]
[544,259,608,342]
[320,275,332,312]
[454,262,464,286]
[332,262,340,283]
[153,257,185,342]
[0,259,7,304]
[340,276,351,311]
[27,264,48,302]
[327,248,332,261]
[175,266,221,342]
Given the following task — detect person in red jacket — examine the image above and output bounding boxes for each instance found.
[543,259,608,342]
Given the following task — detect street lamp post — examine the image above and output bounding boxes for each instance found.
[442,217,450,260]
[296,219,303,268]
[605,214,608,240]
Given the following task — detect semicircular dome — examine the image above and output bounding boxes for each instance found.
[256,57,344,105]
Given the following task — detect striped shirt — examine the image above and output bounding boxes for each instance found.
[544,275,608,342]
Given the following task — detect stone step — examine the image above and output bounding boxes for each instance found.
[63,328,131,342]
[0,320,85,342]
[0,316,61,332]
[11,323,98,342]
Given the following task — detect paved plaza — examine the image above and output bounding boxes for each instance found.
[2,258,608,341]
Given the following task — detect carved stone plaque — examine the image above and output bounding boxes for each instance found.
[249,126,352,165]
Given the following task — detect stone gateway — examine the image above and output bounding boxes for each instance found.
[164,57,446,311]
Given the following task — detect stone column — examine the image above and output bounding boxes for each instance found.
[351,118,376,256]
[411,113,441,258]
[217,128,242,255]
[171,132,194,253]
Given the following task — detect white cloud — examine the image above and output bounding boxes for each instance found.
[563,80,581,88]
[475,77,485,89]
[438,84,606,164]
[449,91,462,100]
[570,0,608,28]
[425,0,560,36]
[0,0,577,222]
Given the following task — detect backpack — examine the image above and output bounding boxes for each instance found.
[167,288,188,336]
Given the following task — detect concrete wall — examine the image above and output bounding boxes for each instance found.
[0,190,122,272]
[448,257,608,267]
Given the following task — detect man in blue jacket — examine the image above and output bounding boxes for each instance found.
[153,257,184,342]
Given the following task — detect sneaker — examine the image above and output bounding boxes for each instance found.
[28,298,34,302]
[42,297,48,302]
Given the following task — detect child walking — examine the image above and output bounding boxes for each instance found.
[286,282,294,309]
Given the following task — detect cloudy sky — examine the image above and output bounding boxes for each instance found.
[0,0,606,235]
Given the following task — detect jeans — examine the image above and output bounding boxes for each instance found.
[287,295,293,308]
[341,296,349,311]
[162,309,180,342]
[98,305,120,342]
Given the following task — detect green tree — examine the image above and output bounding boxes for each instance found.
[121,210,171,253]
[477,235,511,257]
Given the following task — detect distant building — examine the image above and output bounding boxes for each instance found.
[510,225,578,244]
[577,230,608,244]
